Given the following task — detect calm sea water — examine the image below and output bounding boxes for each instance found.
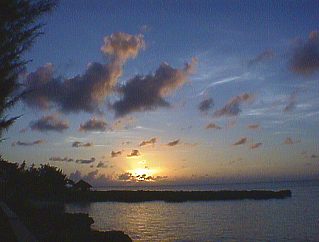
[65,180,319,241]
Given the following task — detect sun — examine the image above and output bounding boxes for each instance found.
[128,167,158,181]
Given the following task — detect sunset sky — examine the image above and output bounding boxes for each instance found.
[2,0,319,186]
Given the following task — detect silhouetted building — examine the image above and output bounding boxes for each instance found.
[73,180,92,192]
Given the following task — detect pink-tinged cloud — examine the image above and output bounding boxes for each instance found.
[250,143,262,149]
[79,118,107,132]
[206,123,222,130]
[214,93,254,117]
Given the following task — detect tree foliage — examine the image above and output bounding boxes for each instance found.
[0,0,56,140]
[0,157,69,199]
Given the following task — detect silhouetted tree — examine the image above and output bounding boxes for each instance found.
[0,0,56,141]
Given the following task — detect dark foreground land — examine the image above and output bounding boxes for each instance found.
[65,189,292,202]
[1,200,132,242]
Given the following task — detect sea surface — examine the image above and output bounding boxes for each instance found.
[65,180,319,241]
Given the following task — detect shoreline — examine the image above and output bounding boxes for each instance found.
[63,189,292,203]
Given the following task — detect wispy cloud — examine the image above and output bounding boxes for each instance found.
[250,142,262,149]
[233,137,247,146]
[72,141,93,148]
[247,124,260,129]
[283,137,301,145]
[12,139,45,147]
[167,139,180,146]
[49,156,73,162]
[75,157,96,164]
[205,123,222,130]
[248,49,275,66]
[139,137,157,147]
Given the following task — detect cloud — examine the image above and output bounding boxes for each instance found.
[11,139,45,147]
[250,142,262,149]
[111,150,122,158]
[49,156,74,162]
[248,49,275,66]
[30,114,69,132]
[139,137,157,147]
[69,170,114,187]
[23,33,145,113]
[214,93,254,117]
[205,123,222,130]
[118,172,168,182]
[283,91,298,112]
[118,172,134,181]
[198,98,214,112]
[112,58,197,117]
[72,141,93,148]
[96,161,108,168]
[284,137,301,145]
[109,116,135,131]
[247,124,260,129]
[233,137,247,145]
[79,118,107,132]
[167,139,180,146]
[75,157,96,164]
[127,150,140,157]
[290,31,319,75]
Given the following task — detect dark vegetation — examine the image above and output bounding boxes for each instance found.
[0,157,132,241]
[0,0,56,141]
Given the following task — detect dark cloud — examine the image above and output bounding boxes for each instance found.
[79,118,107,132]
[112,58,197,117]
[118,172,134,181]
[111,150,122,158]
[250,143,262,149]
[205,123,222,130]
[167,139,180,146]
[135,174,168,182]
[248,49,275,66]
[118,172,168,182]
[247,124,260,129]
[49,156,74,162]
[290,31,319,75]
[75,157,96,164]
[127,150,140,157]
[139,137,157,147]
[233,137,247,145]
[72,141,93,148]
[198,98,214,112]
[214,93,254,117]
[11,139,45,147]
[96,161,108,168]
[23,33,145,113]
[30,115,69,132]
[69,170,114,187]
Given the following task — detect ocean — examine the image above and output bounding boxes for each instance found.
[65,180,319,241]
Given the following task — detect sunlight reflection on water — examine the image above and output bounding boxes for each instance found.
[65,181,319,241]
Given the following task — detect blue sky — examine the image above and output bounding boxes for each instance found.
[2,0,319,186]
